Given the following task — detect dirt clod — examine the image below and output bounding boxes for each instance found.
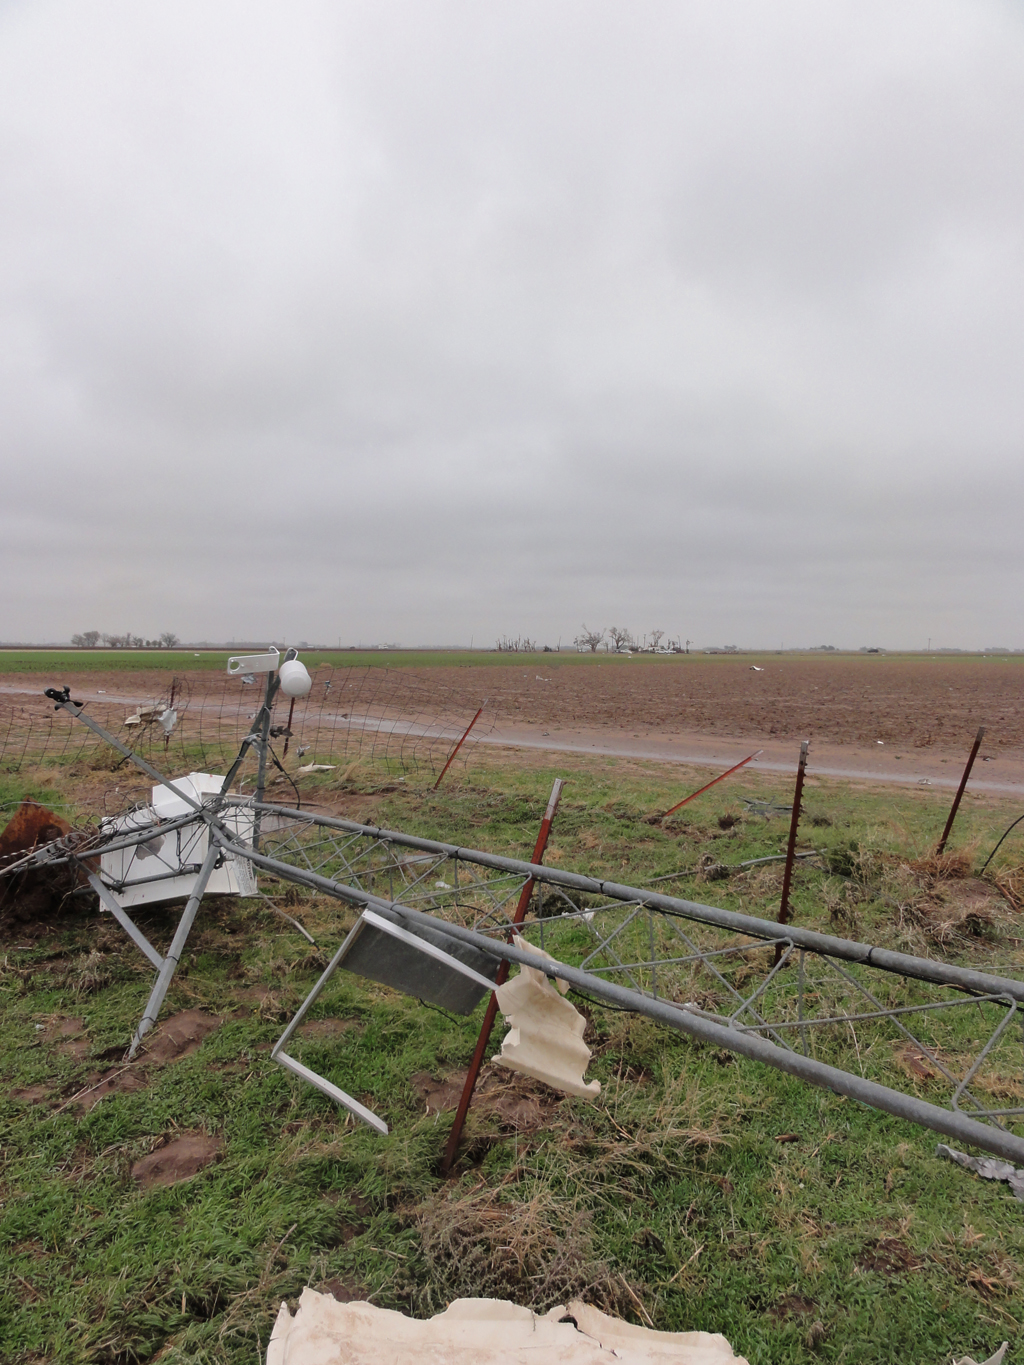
[0,802,79,936]
[855,1236,921,1275]
[131,1134,223,1189]
[317,1277,368,1304]
[140,1009,221,1063]
[411,1068,560,1133]
[770,1294,816,1320]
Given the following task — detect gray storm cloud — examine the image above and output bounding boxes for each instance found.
[1,0,1022,648]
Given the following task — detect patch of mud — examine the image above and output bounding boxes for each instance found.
[42,1016,90,1059]
[57,1010,223,1112]
[139,1009,221,1063]
[337,1192,372,1244]
[410,1068,561,1133]
[72,1065,150,1112]
[11,1083,52,1103]
[231,984,275,1004]
[855,1236,922,1275]
[131,1133,223,1189]
[0,802,71,865]
[411,1070,467,1115]
[303,1018,359,1039]
[769,1295,817,1321]
[230,985,293,1021]
[0,803,86,937]
[316,1277,369,1304]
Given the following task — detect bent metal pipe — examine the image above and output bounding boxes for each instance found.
[212,824,1024,1166]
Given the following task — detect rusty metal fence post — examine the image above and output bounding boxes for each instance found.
[778,740,809,931]
[440,776,566,1174]
[936,726,985,855]
[433,703,486,790]
[658,750,762,820]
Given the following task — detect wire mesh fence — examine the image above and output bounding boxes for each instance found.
[0,665,496,787]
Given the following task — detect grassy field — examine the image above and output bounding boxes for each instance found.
[2,748,1024,1364]
[0,648,636,674]
[5,647,1017,677]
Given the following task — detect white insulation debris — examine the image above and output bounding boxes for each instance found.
[267,1293,750,1365]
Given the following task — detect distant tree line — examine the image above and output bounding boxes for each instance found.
[71,631,180,648]
[572,625,683,654]
[495,635,537,652]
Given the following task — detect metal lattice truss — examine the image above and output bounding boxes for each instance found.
[242,804,1024,1145]
[4,692,1024,1164]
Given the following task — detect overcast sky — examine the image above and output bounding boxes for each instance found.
[2,1,1023,650]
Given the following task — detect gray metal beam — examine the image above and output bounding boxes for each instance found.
[212,827,1024,1165]
[247,804,1024,1006]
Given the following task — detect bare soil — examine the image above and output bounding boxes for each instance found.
[131,1133,223,1189]
[410,1068,560,1134]
[5,654,1023,749]
[4,654,1023,791]
[138,1008,221,1064]
[14,1010,225,1114]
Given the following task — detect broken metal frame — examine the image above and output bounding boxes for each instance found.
[210,824,1024,1166]
[9,696,1024,1164]
[235,804,1024,1147]
[17,688,294,1055]
[271,907,501,1135]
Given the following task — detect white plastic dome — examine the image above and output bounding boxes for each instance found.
[278,658,312,697]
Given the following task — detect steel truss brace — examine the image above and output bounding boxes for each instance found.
[213,827,1024,1166]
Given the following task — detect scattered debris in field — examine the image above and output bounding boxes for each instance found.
[954,1347,1007,1365]
[937,1144,1024,1202]
[268,1293,750,1365]
[492,939,600,1099]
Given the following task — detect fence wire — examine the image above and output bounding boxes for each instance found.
[0,666,495,787]
[250,807,1024,1140]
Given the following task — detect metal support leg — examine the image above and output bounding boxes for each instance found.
[129,842,220,1058]
[270,906,499,1135]
[86,872,164,970]
[253,672,279,852]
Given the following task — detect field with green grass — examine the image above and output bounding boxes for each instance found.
[5,647,1009,676]
[3,749,1024,1364]
[0,648,620,674]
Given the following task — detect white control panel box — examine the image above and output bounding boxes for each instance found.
[99,772,257,909]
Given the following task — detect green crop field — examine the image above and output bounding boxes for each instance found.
[2,748,1023,1364]
[0,648,642,674]
[1,647,995,676]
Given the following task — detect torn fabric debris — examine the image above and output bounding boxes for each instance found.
[267,1292,749,1365]
[492,936,600,1099]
